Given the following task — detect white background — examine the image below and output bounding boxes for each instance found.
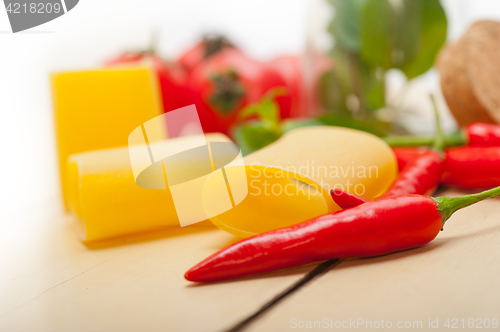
[0,0,500,220]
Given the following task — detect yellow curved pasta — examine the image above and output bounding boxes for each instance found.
[207,126,397,238]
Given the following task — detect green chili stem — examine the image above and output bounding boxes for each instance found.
[433,186,500,223]
[383,130,468,148]
[430,95,444,153]
[446,130,469,147]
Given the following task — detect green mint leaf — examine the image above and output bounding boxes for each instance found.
[327,0,369,52]
[360,0,421,69]
[233,122,281,156]
[281,118,324,133]
[318,113,389,137]
[400,0,447,79]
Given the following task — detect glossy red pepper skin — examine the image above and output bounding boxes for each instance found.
[330,149,443,210]
[381,150,444,197]
[442,146,500,189]
[185,195,442,282]
[392,147,426,171]
[466,122,500,146]
[330,188,367,209]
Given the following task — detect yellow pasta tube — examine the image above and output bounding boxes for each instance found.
[68,133,231,243]
[51,66,164,210]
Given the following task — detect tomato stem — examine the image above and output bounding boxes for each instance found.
[209,70,245,114]
[433,185,500,223]
[203,35,232,58]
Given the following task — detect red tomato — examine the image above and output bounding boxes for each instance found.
[106,52,189,113]
[187,49,291,134]
[270,54,333,118]
[269,56,307,118]
[178,35,234,74]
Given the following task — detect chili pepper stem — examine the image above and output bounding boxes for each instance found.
[446,130,468,146]
[383,131,467,148]
[433,185,500,223]
[430,95,444,153]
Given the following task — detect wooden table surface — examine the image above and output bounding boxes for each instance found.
[1,188,500,332]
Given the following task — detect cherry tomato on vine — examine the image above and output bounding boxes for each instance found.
[187,48,291,135]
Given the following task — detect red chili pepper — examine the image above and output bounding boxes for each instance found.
[465,122,500,146]
[185,186,500,282]
[332,149,443,210]
[335,145,500,206]
[385,122,500,148]
[382,150,444,197]
[442,146,500,189]
[333,151,444,211]
[392,147,426,171]
[438,122,500,190]
[330,188,367,209]
[382,96,445,198]
[331,96,445,209]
